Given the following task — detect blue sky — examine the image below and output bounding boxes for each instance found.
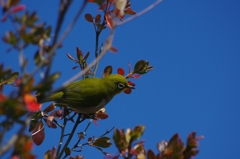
[1,0,240,158]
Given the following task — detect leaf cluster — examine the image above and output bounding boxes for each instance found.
[111,126,202,159]
[0,0,202,159]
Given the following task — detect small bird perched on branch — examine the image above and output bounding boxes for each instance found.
[36,74,134,114]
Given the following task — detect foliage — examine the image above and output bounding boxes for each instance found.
[111,126,203,159]
[0,0,202,159]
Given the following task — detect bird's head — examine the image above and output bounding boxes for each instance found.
[104,74,135,95]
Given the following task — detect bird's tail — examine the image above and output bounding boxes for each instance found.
[35,93,51,103]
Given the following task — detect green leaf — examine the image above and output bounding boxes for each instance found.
[44,150,51,159]
[183,132,203,158]
[26,11,39,27]
[147,149,156,159]
[90,0,105,6]
[0,71,19,86]
[7,0,20,8]
[43,26,52,39]
[29,117,39,132]
[83,51,90,61]
[78,132,85,139]
[164,133,184,158]
[34,50,42,66]
[76,47,83,62]
[96,24,107,29]
[64,147,71,156]
[34,72,60,92]
[103,65,112,77]
[129,125,145,142]
[2,31,18,46]
[113,129,128,152]
[6,72,19,84]
[93,137,112,148]
[134,60,153,74]
[48,72,60,82]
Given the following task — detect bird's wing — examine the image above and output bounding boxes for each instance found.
[36,91,64,103]
[55,79,110,108]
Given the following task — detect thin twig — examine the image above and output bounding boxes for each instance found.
[71,119,92,151]
[26,0,88,84]
[0,114,32,156]
[59,28,115,90]
[116,0,163,26]
[53,0,73,44]
[92,3,108,77]
[56,114,85,159]
[53,0,160,88]
[56,116,67,155]
[100,127,115,138]
[45,0,73,77]
[53,119,64,128]
[92,32,100,77]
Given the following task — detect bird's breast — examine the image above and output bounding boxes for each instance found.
[72,99,109,114]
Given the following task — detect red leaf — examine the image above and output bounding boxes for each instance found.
[24,94,41,112]
[93,119,99,126]
[0,93,5,102]
[43,103,55,113]
[128,81,135,87]
[66,53,76,61]
[96,112,108,120]
[99,4,109,11]
[125,8,136,15]
[83,51,90,61]
[45,115,55,128]
[95,14,101,23]
[85,13,93,23]
[147,149,156,159]
[72,66,79,70]
[131,74,141,78]
[110,46,118,53]
[113,155,119,159]
[44,147,57,159]
[105,13,113,29]
[50,110,64,119]
[76,47,83,61]
[88,137,92,142]
[117,68,124,76]
[10,5,26,14]
[2,15,7,22]
[11,155,20,159]
[124,88,132,94]
[23,140,34,152]
[32,121,45,146]
[103,65,112,77]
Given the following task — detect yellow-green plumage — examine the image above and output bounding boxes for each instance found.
[37,74,131,114]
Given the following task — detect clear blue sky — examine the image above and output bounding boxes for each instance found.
[1,0,240,158]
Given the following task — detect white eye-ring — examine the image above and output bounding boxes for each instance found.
[118,83,125,89]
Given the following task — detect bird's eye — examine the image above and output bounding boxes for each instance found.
[118,83,125,89]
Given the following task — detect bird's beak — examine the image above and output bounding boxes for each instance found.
[127,85,135,89]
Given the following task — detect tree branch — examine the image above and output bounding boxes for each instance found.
[57,28,115,90]
[116,0,163,26]
[0,115,32,156]
[56,115,68,155]
[45,0,73,78]
[26,0,88,84]
[56,114,85,159]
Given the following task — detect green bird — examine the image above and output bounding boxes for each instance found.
[37,74,134,114]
